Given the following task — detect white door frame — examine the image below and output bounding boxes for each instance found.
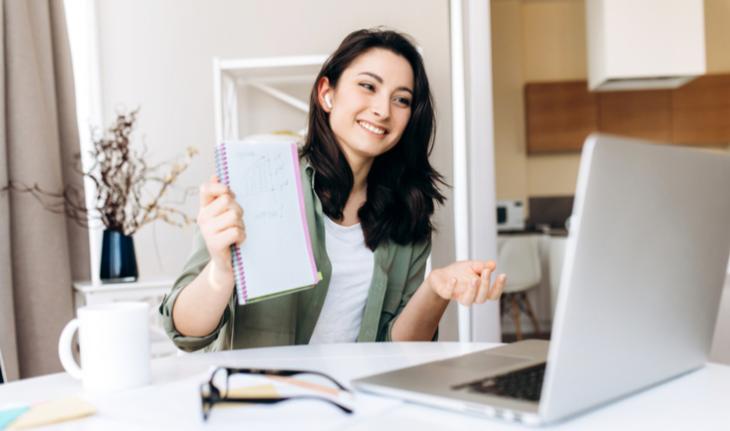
[450,0,500,342]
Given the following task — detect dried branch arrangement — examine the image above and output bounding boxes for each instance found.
[4,109,198,235]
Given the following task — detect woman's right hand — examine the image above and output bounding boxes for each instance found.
[197,175,246,278]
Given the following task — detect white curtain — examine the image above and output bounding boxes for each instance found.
[0,0,89,379]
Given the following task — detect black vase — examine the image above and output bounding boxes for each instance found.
[100,229,138,283]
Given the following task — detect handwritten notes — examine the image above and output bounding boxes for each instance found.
[215,139,319,304]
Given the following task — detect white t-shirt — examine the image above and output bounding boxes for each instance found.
[309,217,375,344]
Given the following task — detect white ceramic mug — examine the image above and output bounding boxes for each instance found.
[58,301,150,393]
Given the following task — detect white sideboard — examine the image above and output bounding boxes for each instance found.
[72,279,178,358]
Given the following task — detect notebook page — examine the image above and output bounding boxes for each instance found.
[221,140,318,302]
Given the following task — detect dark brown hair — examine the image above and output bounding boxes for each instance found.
[301,28,445,250]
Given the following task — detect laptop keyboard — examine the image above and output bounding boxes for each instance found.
[453,363,546,402]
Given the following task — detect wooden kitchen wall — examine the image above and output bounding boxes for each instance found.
[525,74,730,153]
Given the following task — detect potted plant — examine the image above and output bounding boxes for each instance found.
[4,108,197,282]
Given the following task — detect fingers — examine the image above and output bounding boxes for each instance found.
[199,176,229,208]
[225,225,246,246]
[201,193,243,221]
[213,226,246,249]
[470,260,496,274]
[431,261,507,305]
[454,260,508,305]
[446,274,479,306]
[457,273,505,305]
[489,273,507,300]
[197,175,247,262]
[457,277,480,306]
[475,265,494,304]
[206,208,245,235]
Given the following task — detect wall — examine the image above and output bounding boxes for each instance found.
[492,0,730,204]
[491,0,527,202]
[94,0,455,283]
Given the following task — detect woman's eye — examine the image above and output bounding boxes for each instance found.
[395,96,412,107]
[359,82,375,91]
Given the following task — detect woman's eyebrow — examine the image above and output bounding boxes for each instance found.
[357,72,413,95]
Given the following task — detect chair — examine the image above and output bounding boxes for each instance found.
[498,236,542,340]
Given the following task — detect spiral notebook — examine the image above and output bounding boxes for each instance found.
[214,138,320,304]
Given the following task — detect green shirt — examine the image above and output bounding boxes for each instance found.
[158,159,432,352]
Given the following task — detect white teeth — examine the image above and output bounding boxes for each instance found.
[358,121,385,135]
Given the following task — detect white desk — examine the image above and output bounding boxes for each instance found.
[1,342,729,430]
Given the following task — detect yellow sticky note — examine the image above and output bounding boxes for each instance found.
[8,397,95,430]
[227,383,279,398]
[216,384,279,410]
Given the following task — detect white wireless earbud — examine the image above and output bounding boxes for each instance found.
[324,95,333,109]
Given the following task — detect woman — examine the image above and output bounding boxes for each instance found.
[159,28,506,352]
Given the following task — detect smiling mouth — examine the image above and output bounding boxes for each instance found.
[357,120,388,136]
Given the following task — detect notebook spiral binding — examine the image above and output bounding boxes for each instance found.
[214,143,248,304]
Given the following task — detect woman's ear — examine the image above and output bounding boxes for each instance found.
[317,77,333,112]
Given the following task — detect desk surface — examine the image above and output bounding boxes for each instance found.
[1,342,729,430]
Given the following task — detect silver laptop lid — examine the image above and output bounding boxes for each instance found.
[541,134,730,422]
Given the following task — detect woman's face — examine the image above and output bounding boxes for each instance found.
[320,48,414,165]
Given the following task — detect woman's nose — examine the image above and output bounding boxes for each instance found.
[371,95,391,119]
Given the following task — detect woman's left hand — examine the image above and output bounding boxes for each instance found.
[427,261,506,306]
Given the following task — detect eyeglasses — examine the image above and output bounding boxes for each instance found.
[199,366,354,421]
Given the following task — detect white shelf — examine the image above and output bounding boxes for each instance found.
[213,54,327,143]
[217,55,327,80]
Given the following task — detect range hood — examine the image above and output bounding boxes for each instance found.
[586,0,706,92]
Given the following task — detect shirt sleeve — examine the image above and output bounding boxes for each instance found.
[158,227,234,352]
[381,240,439,341]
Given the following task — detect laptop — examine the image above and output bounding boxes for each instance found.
[352,134,730,425]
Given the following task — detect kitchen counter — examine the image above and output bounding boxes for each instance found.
[498,227,568,237]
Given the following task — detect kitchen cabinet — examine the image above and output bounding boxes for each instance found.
[524,74,730,153]
[598,89,672,142]
[672,74,730,145]
[525,81,597,153]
